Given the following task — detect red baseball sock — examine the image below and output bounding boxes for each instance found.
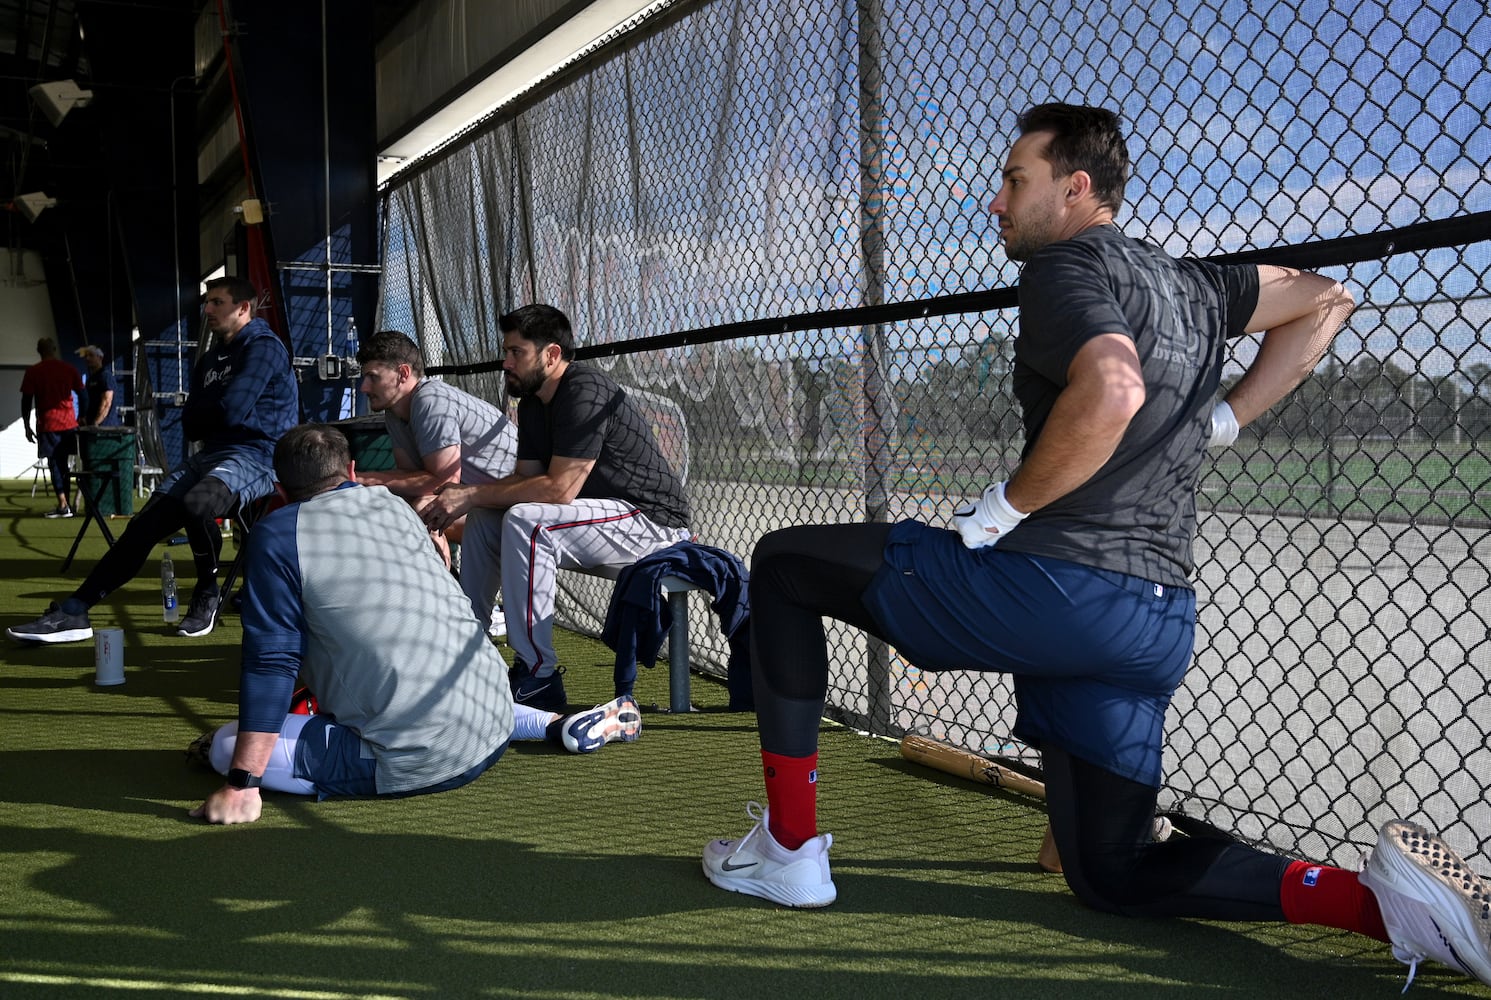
[761,749,818,850]
[1279,860,1389,941]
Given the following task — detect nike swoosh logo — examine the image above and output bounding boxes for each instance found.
[720,859,758,872]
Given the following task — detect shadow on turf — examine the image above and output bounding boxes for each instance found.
[0,747,1461,998]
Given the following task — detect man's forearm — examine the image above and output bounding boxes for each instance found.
[1005,334,1145,514]
[1006,386,1131,512]
[1225,295,1354,426]
[359,467,446,498]
[444,471,560,509]
[229,729,280,776]
[1226,269,1355,427]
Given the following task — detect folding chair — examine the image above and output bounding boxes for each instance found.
[29,458,49,497]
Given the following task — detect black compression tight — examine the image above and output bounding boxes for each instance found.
[749,523,892,754]
[749,521,1291,920]
[70,476,236,607]
[1042,744,1290,919]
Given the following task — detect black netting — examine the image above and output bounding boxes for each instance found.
[377,0,1491,869]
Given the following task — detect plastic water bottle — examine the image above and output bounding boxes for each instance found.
[161,553,179,623]
[346,317,358,357]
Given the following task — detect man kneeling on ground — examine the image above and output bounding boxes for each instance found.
[189,423,640,826]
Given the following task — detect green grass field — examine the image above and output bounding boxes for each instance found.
[695,436,1491,525]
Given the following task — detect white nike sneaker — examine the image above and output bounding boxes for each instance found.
[560,694,642,753]
[1359,819,1491,990]
[702,802,836,908]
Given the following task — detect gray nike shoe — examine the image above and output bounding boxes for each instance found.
[1359,818,1491,990]
[702,801,836,908]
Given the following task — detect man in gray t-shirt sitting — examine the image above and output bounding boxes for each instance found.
[355,330,517,577]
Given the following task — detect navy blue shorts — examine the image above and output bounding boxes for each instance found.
[861,519,1195,786]
[37,429,75,460]
[294,715,509,800]
[157,447,275,513]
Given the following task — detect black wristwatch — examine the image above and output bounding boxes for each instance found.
[226,768,263,790]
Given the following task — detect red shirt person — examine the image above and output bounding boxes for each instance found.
[20,337,87,518]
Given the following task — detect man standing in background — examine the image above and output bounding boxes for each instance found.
[75,345,121,427]
[20,336,86,519]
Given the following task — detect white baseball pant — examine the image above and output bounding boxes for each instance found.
[461,498,688,677]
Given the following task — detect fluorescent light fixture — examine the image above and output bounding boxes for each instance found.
[29,80,95,127]
[15,191,57,222]
[377,0,666,186]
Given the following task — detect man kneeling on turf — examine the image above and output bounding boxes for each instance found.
[190,424,639,825]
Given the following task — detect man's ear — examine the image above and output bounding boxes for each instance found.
[347,460,357,481]
[1066,169,1092,202]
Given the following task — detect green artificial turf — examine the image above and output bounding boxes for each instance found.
[1,480,1486,999]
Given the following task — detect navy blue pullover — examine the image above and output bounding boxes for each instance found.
[181,317,297,460]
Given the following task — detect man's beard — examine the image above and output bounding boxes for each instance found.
[505,369,545,398]
[1002,220,1054,261]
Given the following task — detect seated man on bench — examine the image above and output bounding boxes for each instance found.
[421,304,690,713]
[10,276,297,644]
[353,329,517,574]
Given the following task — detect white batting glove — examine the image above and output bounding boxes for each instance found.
[1208,400,1239,448]
[952,481,1028,550]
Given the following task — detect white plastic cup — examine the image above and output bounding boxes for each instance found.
[94,627,125,686]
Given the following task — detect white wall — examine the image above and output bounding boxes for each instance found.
[1,248,60,478]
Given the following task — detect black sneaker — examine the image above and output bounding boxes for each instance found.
[43,506,74,519]
[177,589,222,638]
[8,602,93,644]
[185,730,215,769]
[511,663,567,712]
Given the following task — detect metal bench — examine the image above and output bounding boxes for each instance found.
[576,562,699,713]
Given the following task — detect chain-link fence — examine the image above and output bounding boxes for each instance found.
[377,0,1491,870]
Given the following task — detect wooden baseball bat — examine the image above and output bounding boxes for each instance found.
[899,734,1046,800]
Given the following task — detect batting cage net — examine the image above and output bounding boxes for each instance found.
[376,0,1491,870]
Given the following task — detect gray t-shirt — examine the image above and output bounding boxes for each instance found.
[1002,225,1259,587]
[384,378,517,484]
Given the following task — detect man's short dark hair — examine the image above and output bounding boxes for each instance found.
[204,275,260,309]
[356,330,425,377]
[274,424,350,501]
[1016,103,1130,215]
[499,304,575,362]
[37,337,57,356]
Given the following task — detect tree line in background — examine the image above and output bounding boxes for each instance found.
[668,340,1491,473]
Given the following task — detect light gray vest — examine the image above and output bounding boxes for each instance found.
[294,485,514,793]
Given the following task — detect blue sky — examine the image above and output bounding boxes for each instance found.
[380,0,1490,382]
